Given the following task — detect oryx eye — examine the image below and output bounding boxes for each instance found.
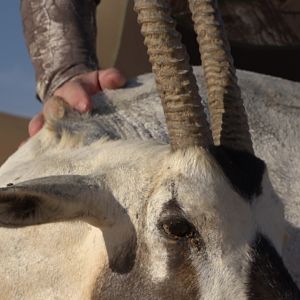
[161,219,194,239]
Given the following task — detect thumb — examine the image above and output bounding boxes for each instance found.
[54,80,92,112]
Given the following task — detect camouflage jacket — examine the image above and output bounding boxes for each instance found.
[21,0,101,101]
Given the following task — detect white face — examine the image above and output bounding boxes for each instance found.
[93,146,292,300]
[140,148,255,299]
[0,137,295,299]
[123,147,291,300]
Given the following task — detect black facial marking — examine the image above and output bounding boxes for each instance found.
[93,243,200,300]
[209,145,265,201]
[162,198,182,214]
[161,236,200,299]
[158,197,203,298]
[95,229,201,300]
[158,195,206,294]
[249,234,300,300]
[94,193,202,299]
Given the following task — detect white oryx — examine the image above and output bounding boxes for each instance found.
[0,0,299,299]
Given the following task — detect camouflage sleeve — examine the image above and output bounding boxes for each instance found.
[21,0,101,102]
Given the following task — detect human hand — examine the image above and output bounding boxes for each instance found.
[28,68,126,137]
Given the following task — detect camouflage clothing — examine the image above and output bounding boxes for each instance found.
[21,0,100,102]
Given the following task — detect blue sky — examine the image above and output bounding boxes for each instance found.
[0,1,41,117]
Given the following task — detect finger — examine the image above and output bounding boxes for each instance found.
[54,81,92,112]
[28,112,44,137]
[98,68,126,90]
[43,96,69,121]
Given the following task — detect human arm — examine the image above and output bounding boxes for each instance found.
[21,0,125,136]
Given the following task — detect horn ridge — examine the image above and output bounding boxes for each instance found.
[188,0,254,153]
[134,0,212,150]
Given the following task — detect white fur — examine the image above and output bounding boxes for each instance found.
[0,68,298,298]
[145,189,171,283]
[0,130,287,299]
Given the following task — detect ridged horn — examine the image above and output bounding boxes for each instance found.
[188,0,254,153]
[134,0,212,150]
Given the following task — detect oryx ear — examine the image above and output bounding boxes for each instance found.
[0,175,124,228]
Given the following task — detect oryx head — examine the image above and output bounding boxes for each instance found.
[0,0,299,299]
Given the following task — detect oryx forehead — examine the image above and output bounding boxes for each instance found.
[150,148,256,246]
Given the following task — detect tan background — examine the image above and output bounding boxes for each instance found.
[96,0,151,78]
[0,113,29,165]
